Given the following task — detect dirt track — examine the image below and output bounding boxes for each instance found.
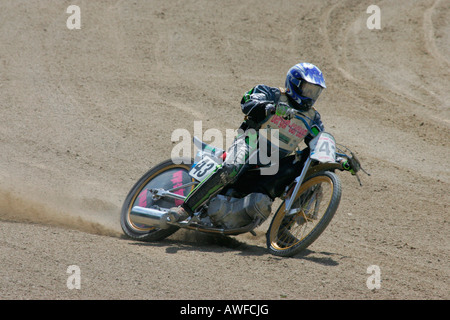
[0,0,448,300]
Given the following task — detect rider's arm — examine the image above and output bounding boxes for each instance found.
[312,110,324,131]
[304,110,324,146]
[240,85,280,123]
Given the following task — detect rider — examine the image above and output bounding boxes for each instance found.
[169,62,327,221]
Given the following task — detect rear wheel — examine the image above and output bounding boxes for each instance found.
[266,171,341,257]
[120,158,193,241]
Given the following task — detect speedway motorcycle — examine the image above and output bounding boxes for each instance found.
[120,108,368,257]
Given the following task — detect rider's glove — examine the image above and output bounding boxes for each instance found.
[341,160,355,175]
[265,104,276,116]
[275,102,296,120]
[283,108,296,120]
[340,157,360,175]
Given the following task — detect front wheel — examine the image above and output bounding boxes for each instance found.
[266,171,342,257]
[120,158,194,241]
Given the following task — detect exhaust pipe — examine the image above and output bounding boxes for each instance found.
[130,206,171,229]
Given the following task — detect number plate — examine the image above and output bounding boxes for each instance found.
[189,156,218,181]
[310,132,336,163]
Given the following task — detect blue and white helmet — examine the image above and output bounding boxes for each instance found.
[285,63,326,110]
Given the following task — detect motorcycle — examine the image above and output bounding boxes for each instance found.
[120,109,369,257]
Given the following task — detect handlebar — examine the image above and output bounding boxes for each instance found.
[336,143,371,186]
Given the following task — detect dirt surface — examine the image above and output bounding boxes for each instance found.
[0,0,448,300]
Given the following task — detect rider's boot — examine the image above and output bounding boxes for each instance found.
[168,206,190,222]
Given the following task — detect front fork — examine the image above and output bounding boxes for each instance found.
[284,156,312,213]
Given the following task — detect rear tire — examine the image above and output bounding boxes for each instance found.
[266,171,341,257]
[120,158,193,241]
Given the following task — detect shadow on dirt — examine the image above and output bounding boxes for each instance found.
[123,230,343,266]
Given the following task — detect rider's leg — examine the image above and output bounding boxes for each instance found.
[184,131,256,213]
[170,130,258,219]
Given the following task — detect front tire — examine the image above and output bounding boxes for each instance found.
[266,171,341,257]
[120,158,193,241]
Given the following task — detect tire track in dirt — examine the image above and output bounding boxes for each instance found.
[423,0,450,67]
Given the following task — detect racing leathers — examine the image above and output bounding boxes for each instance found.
[181,84,325,215]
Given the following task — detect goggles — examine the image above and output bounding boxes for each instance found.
[293,81,323,101]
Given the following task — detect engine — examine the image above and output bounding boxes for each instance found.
[207,193,273,229]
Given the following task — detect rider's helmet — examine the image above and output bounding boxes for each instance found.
[285,63,326,111]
